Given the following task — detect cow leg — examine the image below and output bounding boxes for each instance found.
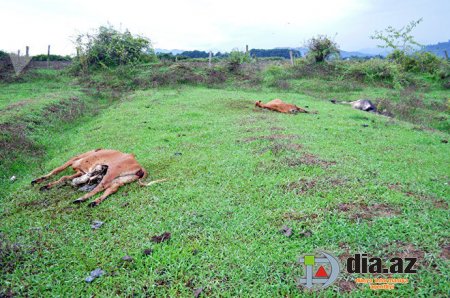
[31,158,77,185]
[72,171,116,204]
[39,172,83,191]
[87,182,123,207]
[88,175,138,207]
[72,184,107,204]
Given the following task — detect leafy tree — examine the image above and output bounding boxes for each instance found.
[227,49,251,71]
[370,18,423,54]
[229,49,251,64]
[73,25,155,71]
[305,35,339,63]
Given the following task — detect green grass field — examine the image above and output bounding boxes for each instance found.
[1,69,449,297]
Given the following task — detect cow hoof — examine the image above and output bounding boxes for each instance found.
[88,202,98,208]
[31,180,37,185]
[39,185,50,191]
[73,199,84,204]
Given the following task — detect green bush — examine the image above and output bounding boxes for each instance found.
[305,35,340,63]
[438,62,450,88]
[73,25,156,72]
[388,50,444,75]
[262,65,290,87]
[227,49,251,71]
[412,52,442,73]
[339,59,412,88]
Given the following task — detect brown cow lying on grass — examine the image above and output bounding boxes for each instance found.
[255,99,308,114]
[31,149,166,207]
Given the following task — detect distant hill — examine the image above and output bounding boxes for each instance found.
[423,41,450,58]
[155,48,184,55]
[339,50,377,59]
[356,47,391,57]
[275,47,308,57]
[155,40,450,60]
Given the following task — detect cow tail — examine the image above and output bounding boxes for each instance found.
[137,168,168,187]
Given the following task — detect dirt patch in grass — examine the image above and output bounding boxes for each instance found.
[283,177,345,194]
[238,133,303,156]
[283,153,336,168]
[337,242,356,271]
[383,241,426,266]
[239,134,300,143]
[405,191,449,210]
[387,182,448,210]
[387,182,403,191]
[282,212,318,221]
[244,126,285,133]
[154,279,171,287]
[336,280,357,292]
[336,203,400,220]
[283,178,317,194]
[432,199,449,209]
[243,127,263,133]
[440,244,450,259]
[257,142,303,155]
[390,184,449,210]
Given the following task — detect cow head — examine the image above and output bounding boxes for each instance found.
[290,106,308,114]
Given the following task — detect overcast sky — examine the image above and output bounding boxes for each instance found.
[0,0,449,55]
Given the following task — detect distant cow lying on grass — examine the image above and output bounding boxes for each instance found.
[331,99,377,112]
[255,99,308,114]
[31,149,166,207]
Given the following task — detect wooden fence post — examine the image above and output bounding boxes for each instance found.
[246,45,249,54]
[47,45,50,68]
[289,50,294,66]
[208,51,212,67]
[445,50,449,60]
[26,46,29,57]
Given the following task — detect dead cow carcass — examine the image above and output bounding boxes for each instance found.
[31,149,166,207]
[331,99,376,112]
[351,99,377,112]
[255,99,308,114]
